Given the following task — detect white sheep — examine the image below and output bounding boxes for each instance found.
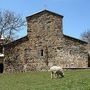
[50,66,64,79]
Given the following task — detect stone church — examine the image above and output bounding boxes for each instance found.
[0,10,90,73]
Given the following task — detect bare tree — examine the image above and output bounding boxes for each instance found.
[0,10,25,43]
[81,30,90,43]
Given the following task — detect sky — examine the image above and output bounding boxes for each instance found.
[0,0,90,39]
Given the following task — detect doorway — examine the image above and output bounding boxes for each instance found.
[0,63,4,73]
[88,54,90,67]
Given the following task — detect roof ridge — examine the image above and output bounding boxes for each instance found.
[26,9,63,20]
[64,34,87,44]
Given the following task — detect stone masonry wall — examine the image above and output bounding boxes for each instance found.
[54,36,88,68]
[26,11,65,70]
[4,10,88,72]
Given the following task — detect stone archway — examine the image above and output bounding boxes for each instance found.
[0,63,4,73]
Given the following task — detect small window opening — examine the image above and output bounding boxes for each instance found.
[0,63,4,73]
[41,49,43,56]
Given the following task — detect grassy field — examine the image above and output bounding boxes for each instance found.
[0,70,90,90]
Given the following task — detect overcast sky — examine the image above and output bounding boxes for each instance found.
[0,0,90,39]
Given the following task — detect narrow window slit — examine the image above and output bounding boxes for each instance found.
[41,49,43,56]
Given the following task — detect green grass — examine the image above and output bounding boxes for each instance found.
[0,70,90,90]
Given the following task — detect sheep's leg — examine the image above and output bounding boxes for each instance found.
[54,72,58,78]
[54,73,56,78]
[57,73,59,78]
[56,72,59,78]
[55,71,59,78]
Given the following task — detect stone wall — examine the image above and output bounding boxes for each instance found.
[54,35,88,68]
[4,10,88,72]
